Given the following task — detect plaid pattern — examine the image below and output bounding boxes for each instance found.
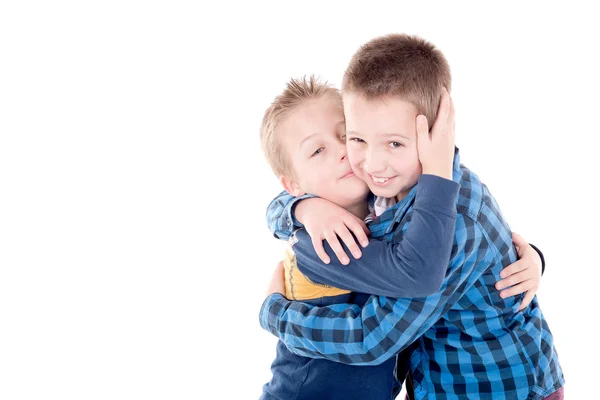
[266,194,314,240]
[261,148,564,399]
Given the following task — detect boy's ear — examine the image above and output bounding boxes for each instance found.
[280,175,305,197]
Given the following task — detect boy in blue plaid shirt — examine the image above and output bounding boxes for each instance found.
[261,34,563,399]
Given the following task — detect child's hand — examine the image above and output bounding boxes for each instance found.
[296,198,370,265]
[265,261,286,299]
[495,233,542,311]
[416,87,455,180]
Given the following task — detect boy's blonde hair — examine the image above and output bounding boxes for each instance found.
[343,33,451,126]
[260,75,342,178]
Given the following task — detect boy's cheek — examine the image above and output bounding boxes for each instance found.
[347,153,364,173]
[350,165,367,182]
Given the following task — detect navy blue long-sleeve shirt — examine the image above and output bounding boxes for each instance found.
[260,175,460,400]
[291,175,461,298]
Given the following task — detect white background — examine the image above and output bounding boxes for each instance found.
[1,1,598,399]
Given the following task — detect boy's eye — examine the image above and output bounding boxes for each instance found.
[311,147,324,157]
[349,137,365,143]
[389,141,403,148]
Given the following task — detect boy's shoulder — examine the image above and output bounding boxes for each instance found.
[447,147,492,222]
[455,162,485,220]
[455,161,515,258]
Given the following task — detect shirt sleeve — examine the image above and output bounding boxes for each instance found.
[265,191,315,240]
[293,175,460,298]
[259,215,494,366]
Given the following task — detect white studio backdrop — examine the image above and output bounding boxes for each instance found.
[0,1,598,399]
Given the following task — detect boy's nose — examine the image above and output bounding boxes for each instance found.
[364,156,386,175]
[338,144,348,162]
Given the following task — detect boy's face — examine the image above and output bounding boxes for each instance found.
[343,92,422,201]
[279,95,369,208]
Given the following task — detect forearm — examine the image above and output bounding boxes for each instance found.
[296,226,453,297]
[259,216,484,365]
[294,174,459,297]
[259,293,429,365]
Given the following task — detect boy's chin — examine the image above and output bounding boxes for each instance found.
[368,178,418,199]
[368,183,412,200]
[367,185,398,198]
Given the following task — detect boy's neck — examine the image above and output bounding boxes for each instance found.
[394,183,418,203]
[345,201,369,220]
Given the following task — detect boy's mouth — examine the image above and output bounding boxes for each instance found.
[369,174,396,186]
[340,170,356,179]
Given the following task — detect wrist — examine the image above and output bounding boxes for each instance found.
[295,197,322,224]
[421,167,452,180]
[294,199,310,224]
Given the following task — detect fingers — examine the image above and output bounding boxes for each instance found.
[512,232,528,246]
[359,219,371,239]
[447,95,456,137]
[265,260,287,298]
[346,218,370,248]
[416,115,430,141]
[440,88,455,144]
[438,87,451,124]
[336,226,363,260]
[448,91,455,124]
[496,268,530,290]
[512,232,528,256]
[518,290,536,311]
[312,236,330,265]
[323,230,349,265]
[499,259,527,279]
[499,280,533,299]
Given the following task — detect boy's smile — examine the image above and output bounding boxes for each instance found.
[343,92,422,201]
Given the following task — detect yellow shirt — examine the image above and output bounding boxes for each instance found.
[283,240,350,301]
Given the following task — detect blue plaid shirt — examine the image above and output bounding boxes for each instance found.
[261,149,564,399]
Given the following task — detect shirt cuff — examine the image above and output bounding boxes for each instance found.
[529,243,546,275]
[289,194,318,228]
[259,293,289,336]
[415,174,460,213]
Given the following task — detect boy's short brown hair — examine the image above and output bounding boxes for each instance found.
[260,75,342,178]
[342,33,451,126]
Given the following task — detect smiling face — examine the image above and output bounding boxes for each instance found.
[343,92,422,201]
[279,94,370,209]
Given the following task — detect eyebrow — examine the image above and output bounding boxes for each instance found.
[380,133,412,141]
[299,133,317,149]
[299,121,346,149]
[346,131,412,141]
